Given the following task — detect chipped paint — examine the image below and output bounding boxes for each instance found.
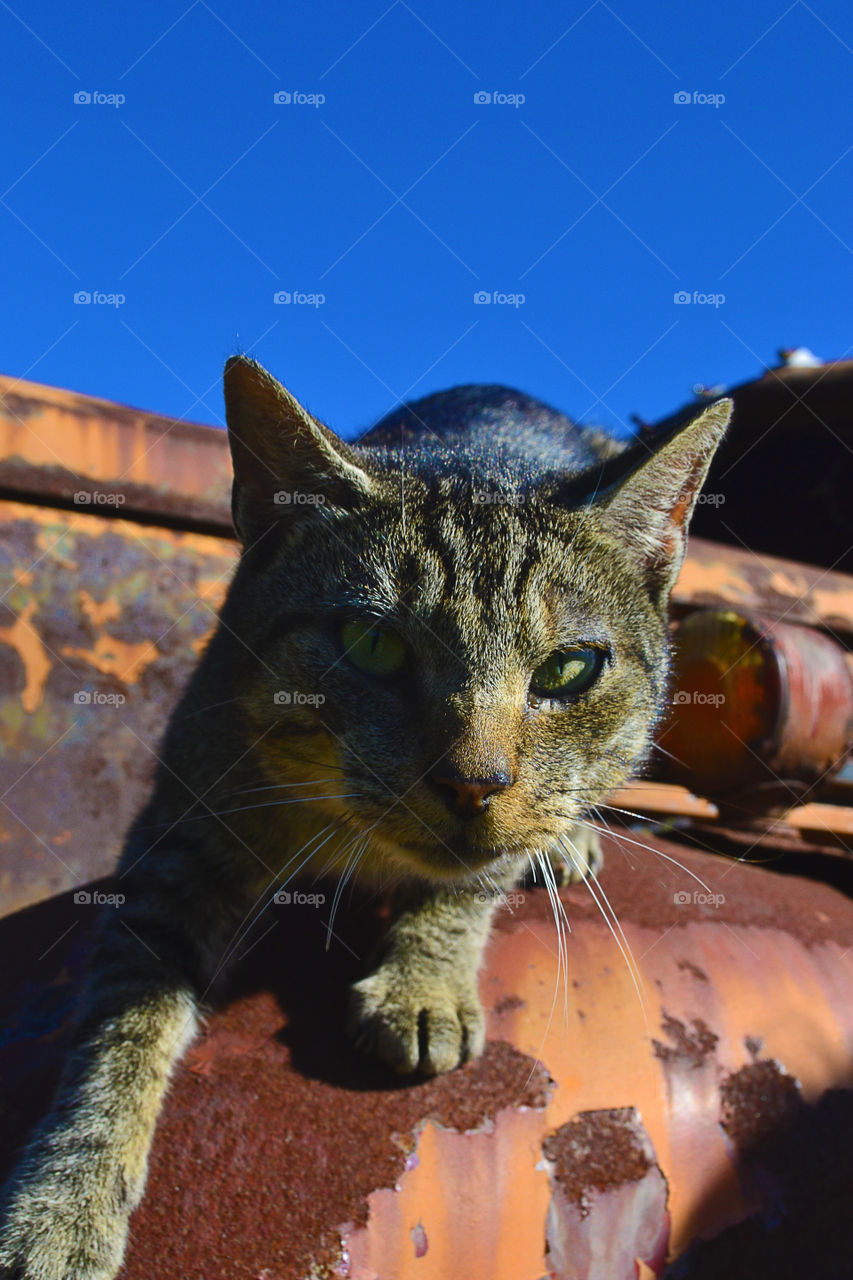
[542,1108,670,1278]
[61,632,161,685]
[77,590,121,628]
[1,839,852,1276]
[343,1112,552,1279]
[0,597,51,713]
[0,500,236,913]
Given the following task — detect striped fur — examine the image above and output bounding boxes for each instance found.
[0,358,730,1279]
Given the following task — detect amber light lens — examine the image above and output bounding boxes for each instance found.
[658,610,781,794]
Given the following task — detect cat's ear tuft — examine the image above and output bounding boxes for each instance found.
[597,398,732,604]
[223,356,375,545]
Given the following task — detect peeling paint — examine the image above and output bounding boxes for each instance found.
[62,632,160,685]
[0,501,235,913]
[542,1108,670,1279]
[0,597,51,713]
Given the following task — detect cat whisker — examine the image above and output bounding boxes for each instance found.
[519,846,575,1098]
[216,822,344,978]
[218,777,346,799]
[129,792,359,835]
[171,793,362,824]
[649,740,687,767]
[559,832,649,1035]
[588,807,717,896]
[536,847,572,1056]
[172,697,242,722]
[325,831,374,950]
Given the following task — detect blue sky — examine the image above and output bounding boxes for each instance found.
[2,0,851,439]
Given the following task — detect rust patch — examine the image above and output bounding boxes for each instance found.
[542,1108,670,1277]
[0,883,553,1280]
[652,1013,718,1069]
[492,993,525,1015]
[668,1063,853,1274]
[0,502,236,914]
[543,1108,653,1210]
[677,959,709,982]
[719,1059,801,1160]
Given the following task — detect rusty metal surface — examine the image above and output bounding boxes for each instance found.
[4,373,853,625]
[0,374,232,532]
[672,538,853,638]
[660,610,853,805]
[2,374,853,917]
[1,835,852,1278]
[0,500,237,914]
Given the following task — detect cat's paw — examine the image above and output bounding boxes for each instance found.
[348,961,485,1075]
[548,825,604,886]
[0,1175,127,1280]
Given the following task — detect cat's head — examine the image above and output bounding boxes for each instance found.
[222,357,730,883]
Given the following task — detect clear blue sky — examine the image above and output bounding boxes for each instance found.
[2,0,851,439]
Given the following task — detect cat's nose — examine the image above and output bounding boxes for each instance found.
[428,768,512,816]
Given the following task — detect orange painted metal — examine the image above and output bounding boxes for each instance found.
[3,373,853,628]
[0,500,237,913]
[2,374,853,917]
[1,374,853,1276]
[1,835,851,1277]
[660,610,853,805]
[0,373,232,531]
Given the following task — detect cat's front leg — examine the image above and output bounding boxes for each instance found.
[348,879,510,1075]
[0,917,202,1280]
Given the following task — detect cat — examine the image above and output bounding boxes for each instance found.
[0,357,730,1279]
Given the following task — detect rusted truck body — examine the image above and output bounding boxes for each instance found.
[0,368,851,1278]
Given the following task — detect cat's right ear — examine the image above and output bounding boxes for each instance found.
[223,356,375,546]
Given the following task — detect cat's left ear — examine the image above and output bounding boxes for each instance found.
[596,399,732,603]
[223,356,375,545]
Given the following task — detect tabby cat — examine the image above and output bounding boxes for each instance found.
[0,357,730,1279]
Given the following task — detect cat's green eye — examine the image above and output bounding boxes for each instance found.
[530,646,604,699]
[341,619,407,676]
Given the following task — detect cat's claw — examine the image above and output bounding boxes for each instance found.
[348,963,485,1075]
